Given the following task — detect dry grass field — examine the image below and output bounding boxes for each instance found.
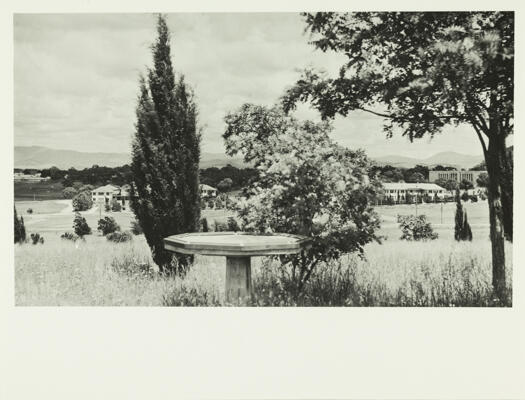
[14,199,511,306]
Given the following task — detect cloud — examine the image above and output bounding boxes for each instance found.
[14,13,485,158]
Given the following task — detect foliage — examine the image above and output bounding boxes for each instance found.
[217,178,233,192]
[214,220,228,232]
[470,195,478,202]
[73,212,92,237]
[62,187,78,199]
[14,207,26,244]
[130,15,201,273]
[227,217,240,232]
[106,231,133,243]
[406,171,425,183]
[459,179,474,191]
[200,217,209,232]
[461,191,470,202]
[30,233,44,245]
[397,215,438,241]
[200,165,258,191]
[282,11,513,298]
[476,172,489,188]
[223,104,381,290]
[27,208,33,214]
[110,198,122,212]
[455,191,473,241]
[97,216,120,236]
[72,191,93,211]
[130,219,143,235]
[61,232,80,242]
[163,286,222,306]
[434,178,459,192]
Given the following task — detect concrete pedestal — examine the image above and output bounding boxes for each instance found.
[225,256,251,303]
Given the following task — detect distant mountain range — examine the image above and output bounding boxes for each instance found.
[14,146,483,170]
[14,146,246,169]
[373,152,484,169]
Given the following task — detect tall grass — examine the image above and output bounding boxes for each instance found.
[15,234,512,306]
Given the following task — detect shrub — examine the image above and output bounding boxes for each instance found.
[73,212,91,237]
[200,217,209,232]
[72,191,93,211]
[217,178,233,192]
[105,204,111,212]
[61,232,80,242]
[214,220,228,232]
[455,191,473,241]
[111,198,122,212]
[14,207,26,244]
[470,195,478,202]
[460,191,470,202]
[224,104,380,291]
[207,199,215,209]
[97,216,120,236]
[106,231,132,243]
[162,286,221,306]
[110,253,153,277]
[480,192,487,201]
[30,233,44,245]
[27,208,33,214]
[227,217,240,232]
[397,215,438,241]
[130,219,143,235]
[62,187,78,199]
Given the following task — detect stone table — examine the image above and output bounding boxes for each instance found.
[164,232,309,302]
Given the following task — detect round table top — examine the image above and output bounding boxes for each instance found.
[164,232,310,257]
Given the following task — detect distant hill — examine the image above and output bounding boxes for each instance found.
[373,151,484,169]
[15,146,484,170]
[14,146,246,169]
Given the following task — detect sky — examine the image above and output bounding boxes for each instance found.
[14,13,487,158]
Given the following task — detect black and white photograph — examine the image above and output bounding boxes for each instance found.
[3,3,525,399]
[13,11,514,307]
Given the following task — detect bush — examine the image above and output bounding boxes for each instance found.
[163,286,222,306]
[227,217,240,232]
[30,233,44,245]
[106,231,132,243]
[62,187,78,199]
[200,217,209,232]
[97,216,120,236]
[14,207,26,244]
[470,195,478,202]
[105,203,111,212]
[130,219,143,235]
[460,191,470,202]
[111,198,122,212]
[27,208,33,214]
[214,220,228,232]
[207,199,214,209]
[72,191,93,211]
[73,212,91,237]
[110,253,153,277]
[397,215,438,241]
[61,232,80,242]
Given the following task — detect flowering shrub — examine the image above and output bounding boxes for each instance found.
[223,104,381,291]
[397,215,438,241]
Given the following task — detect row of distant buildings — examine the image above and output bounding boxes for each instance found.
[91,183,218,210]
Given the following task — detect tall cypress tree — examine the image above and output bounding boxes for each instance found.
[14,206,26,244]
[130,15,201,273]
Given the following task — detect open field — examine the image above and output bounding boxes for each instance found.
[14,180,64,201]
[15,232,512,306]
[14,198,510,306]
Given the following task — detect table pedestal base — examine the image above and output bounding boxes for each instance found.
[225,256,251,303]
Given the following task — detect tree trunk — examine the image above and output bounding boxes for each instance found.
[485,135,507,302]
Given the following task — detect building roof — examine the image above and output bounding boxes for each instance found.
[92,184,120,193]
[382,182,445,191]
[199,184,217,191]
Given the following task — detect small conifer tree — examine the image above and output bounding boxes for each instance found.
[454,189,473,241]
[14,207,26,244]
[73,212,92,237]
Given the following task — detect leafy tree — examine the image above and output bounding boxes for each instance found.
[73,212,91,237]
[62,187,78,199]
[407,172,425,183]
[282,12,513,299]
[130,15,201,273]
[72,191,93,211]
[397,215,438,241]
[14,207,26,244]
[461,191,471,202]
[97,216,120,236]
[110,198,122,212]
[224,104,381,291]
[455,190,473,241]
[477,172,489,188]
[217,178,233,192]
[459,179,474,191]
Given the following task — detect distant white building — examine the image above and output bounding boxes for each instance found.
[91,184,132,211]
[382,182,446,203]
[200,184,217,198]
[429,170,485,186]
[14,172,50,182]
